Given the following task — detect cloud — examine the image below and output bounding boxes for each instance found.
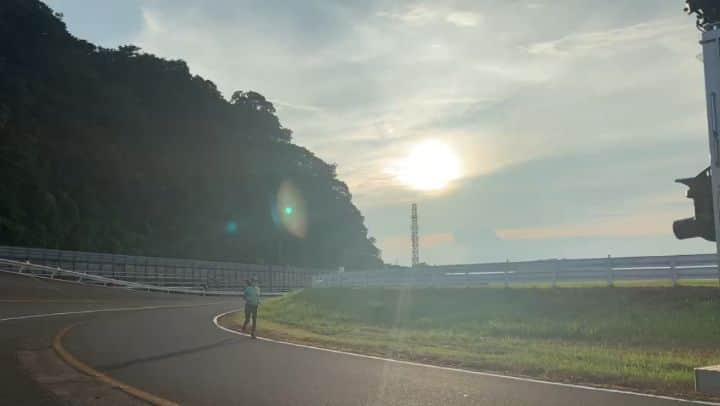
[527,18,687,56]
[377,5,481,28]
[379,232,457,263]
[133,2,555,209]
[376,6,436,24]
[445,12,481,27]
[121,1,711,265]
[381,232,455,249]
[273,100,326,114]
[140,8,163,33]
[495,212,678,241]
[422,232,456,247]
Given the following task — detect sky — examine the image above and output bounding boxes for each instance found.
[45,0,715,265]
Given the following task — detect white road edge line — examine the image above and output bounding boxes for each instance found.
[213,308,720,406]
[0,302,230,322]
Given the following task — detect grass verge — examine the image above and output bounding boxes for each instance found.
[221,286,720,400]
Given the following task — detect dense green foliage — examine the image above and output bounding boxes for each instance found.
[237,287,720,394]
[0,0,381,268]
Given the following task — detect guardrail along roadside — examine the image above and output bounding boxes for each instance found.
[0,245,329,294]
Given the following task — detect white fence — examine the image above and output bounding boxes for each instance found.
[0,245,328,292]
[313,254,720,288]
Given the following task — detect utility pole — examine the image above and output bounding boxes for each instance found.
[700,28,720,260]
[411,203,419,267]
[690,2,720,261]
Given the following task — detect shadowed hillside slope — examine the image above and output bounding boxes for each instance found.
[0,0,381,268]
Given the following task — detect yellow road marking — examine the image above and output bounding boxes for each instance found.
[53,324,179,406]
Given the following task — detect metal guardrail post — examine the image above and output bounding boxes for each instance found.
[670,259,678,287]
[285,266,290,291]
[190,263,195,287]
[144,259,149,283]
[504,259,510,288]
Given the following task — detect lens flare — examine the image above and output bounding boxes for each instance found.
[225,221,238,233]
[276,180,307,238]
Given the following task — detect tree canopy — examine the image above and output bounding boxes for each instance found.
[0,0,382,269]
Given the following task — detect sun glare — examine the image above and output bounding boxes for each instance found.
[392,140,461,191]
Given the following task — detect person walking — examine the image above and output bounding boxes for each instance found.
[242,278,261,338]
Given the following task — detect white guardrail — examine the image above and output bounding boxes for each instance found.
[0,245,328,293]
[0,258,265,296]
[313,254,720,288]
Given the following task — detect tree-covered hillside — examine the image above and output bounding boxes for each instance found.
[0,0,381,268]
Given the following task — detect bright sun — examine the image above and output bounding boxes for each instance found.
[392,140,461,191]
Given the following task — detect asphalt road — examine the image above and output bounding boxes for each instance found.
[0,272,235,405]
[2,271,717,406]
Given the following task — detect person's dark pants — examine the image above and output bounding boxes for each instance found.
[243,303,258,335]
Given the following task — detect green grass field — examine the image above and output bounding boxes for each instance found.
[224,286,720,398]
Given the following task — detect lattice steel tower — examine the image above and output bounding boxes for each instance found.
[411,203,419,267]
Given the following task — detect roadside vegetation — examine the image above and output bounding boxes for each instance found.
[224,286,720,398]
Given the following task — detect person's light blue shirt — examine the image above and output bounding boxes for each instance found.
[244,286,260,305]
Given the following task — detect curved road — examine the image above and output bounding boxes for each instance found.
[2,272,718,405]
